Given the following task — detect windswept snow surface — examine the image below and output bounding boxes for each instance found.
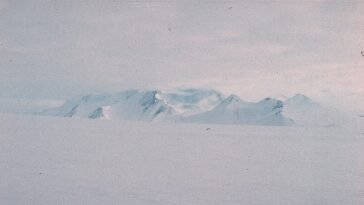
[1,114,363,205]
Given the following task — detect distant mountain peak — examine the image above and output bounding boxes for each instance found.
[214,95,243,111]
[185,94,293,126]
[287,94,311,102]
[285,94,317,108]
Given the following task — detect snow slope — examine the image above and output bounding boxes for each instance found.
[0,114,363,205]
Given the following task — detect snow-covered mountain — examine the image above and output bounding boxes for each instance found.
[41,88,224,122]
[42,93,115,118]
[162,88,225,116]
[185,95,294,126]
[42,90,179,122]
[41,88,353,127]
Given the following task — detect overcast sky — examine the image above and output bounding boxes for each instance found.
[0,0,363,112]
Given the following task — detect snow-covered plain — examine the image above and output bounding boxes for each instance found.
[1,114,363,205]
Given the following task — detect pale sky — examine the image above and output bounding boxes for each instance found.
[0,0,363,113]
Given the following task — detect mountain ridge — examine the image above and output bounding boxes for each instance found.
[40,89,352,127]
